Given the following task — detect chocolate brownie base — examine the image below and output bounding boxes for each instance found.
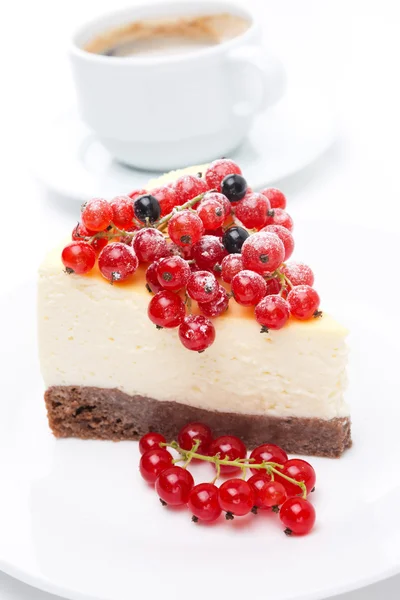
[44,386,351,457]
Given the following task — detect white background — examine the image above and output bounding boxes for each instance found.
[1,0,400,598]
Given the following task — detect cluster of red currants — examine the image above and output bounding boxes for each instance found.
[139,422,317,536]
[61,158,321,352]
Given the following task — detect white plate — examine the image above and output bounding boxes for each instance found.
[1,223,400,600]
[30,86,335,201]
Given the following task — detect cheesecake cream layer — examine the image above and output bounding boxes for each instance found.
[38,247,349,421]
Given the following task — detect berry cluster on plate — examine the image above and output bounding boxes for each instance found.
[61,159,321,352]
[139,422,317,536]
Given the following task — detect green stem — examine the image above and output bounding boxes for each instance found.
[155,192,206,232]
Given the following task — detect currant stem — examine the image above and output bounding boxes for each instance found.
[155,192,207,231]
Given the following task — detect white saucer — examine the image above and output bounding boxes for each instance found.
[31,87,335,201]
[1,222,400,600]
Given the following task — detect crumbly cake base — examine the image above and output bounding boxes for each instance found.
[44,386,351,458]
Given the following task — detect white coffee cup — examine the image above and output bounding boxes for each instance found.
[70,1,285,171]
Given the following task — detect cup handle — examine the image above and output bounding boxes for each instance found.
[227,46,286,117]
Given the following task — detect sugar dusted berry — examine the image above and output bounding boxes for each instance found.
[150,186,177,216]
[139,432,166,455]
[168,210,204,247]
[222,226,249,254]
[231,270,267,307]
[156,256,191,291]
[174,175,208,205]
[178,422,213,454]
[187,271,219,303]
[98,242,139,282]
[205,159,242,191]
[155,465,194,506]
[134,194,161,224]
[133,228,168,263]
[139,448,173,484]
[82,198,113,232]
[197,198,225,230]
[288,285,320,320]
[241,232,285,274]
[192,235,227,272]
[281,262,314,287]
[188,483,221,522]
[145,261,163,293]
[255,294,290,330]
[221,174,247,202]
[202,191,231,217]
[262,224,294,261]
[280,497,316,535]
[218,479,254,517]
[62,241,96,275]
[72,222,107,253]
[235,192,271,229]
[110,195,134,229]
[178,315,216,352]
[128,188,147,200]
[208,435,247,475]
[148,290,186,328]
[221,254,244,283]
[198,286,230,317]
[260,188,287,210]
[264,208,293,231]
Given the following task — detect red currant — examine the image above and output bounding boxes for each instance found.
[264,277,281,295]
[148,290,186,328]
[139,447,173,484]
[218,479,254,517]
[82,198,113,232]
[61,241,96,275]
[255,294,290,330]
[231,270,267,307]
[202,191,231,217]
[287,285,320,320]
[155,465,194,506]
[178,315,215,352]
[139,432,166,455]
[277,459,316,496]
[205,159,242,191]
[98,242,139,282]
[71,223,108,253]
[192,235,227,272]
[221,254,244,283]
[187,271,219,303]
[260,481,287,508]
[145,261,163,293]
[235,192,271,229]
[150,186,177,216]
[198,286,230,317]
[264,208,293,231]
[260,188,287,210]
[178,422,213,454]
[197,198,225,230]
[208,435,247,475]
[249,444,288,475]
[133,228,168,263]
[280,497,316,535]
[281,262,314,287]
[261,224,294,261]
[128,188,147,200]
[174,175,208,205]
[168,242,194,260]
[110,195,135,229]
[248,473,272,509]
[241,232,285,274]
[188,483,222,522]
[156,255,191,291]
[168,210,204,247]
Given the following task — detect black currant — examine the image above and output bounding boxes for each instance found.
[222,226,249,254]
[221,174,247,202]
[134,194,161,223]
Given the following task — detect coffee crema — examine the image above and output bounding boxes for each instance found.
[84,13,250,57]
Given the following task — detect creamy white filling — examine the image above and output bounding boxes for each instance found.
[38,249,349,420]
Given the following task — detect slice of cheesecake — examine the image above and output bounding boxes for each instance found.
[38,164,351,457]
